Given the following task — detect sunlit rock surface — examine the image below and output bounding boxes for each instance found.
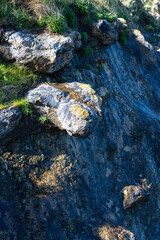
[0,30,81,73]
[27,82,105,138]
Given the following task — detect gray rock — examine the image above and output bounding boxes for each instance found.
[91,18,128,45]
[99,224,135,240]
[0,107,22,139]
[91,19,118,45]
[27,82,104,138]
[117,18,128,33]
[122,180,151,209]
[0,30,82,73]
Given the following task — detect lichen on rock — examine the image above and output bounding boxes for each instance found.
[27,82,107,138]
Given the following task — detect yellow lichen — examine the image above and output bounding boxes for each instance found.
[69,104,89,119]
[134,29,141,35]
[77,83,91,90]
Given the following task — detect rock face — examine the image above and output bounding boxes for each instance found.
[0,30,81,73]
[0,27,160,240]
[0,107,21,139]
[27,82,106,138]
[91,19,127,45]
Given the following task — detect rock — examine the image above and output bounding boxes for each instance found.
[27,82,104,138]
[96,87,111,104]
[0,30,82,73]
[99,224,135,240]
[0,107,22,139]
[91,18,127,45]
[91,19,118,45]
[122,180,151,209]
[117,18,128,33]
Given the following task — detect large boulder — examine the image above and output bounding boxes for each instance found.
[27,82,107,138]
[0,107,22,139]
[91,18,127,45]
[0,30,81,73]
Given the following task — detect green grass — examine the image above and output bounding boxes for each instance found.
[0,99,32,116]
[38,13,66,33]
[63,4,77,29]
[0,0,118,33]
[13,99,33,116]
[0,1,35,29]
[0,61,37,104]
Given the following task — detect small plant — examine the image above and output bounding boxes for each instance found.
[97,64,104,72]
[144,25,155,32]
[81,46,93,57]
[83,17,92,25]
[47,13,66,33]
[12,7,35,30]
[119,32,127,44]
[81,32,88,42]
[74,0,91,16]
[39,115,48,123]
[63,5,77,29]
[85,64,91,70]
[38,13,66,33]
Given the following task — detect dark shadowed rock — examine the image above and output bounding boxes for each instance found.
[91,18,127,45]
[0,107,21,139]
[91,19,118,45]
